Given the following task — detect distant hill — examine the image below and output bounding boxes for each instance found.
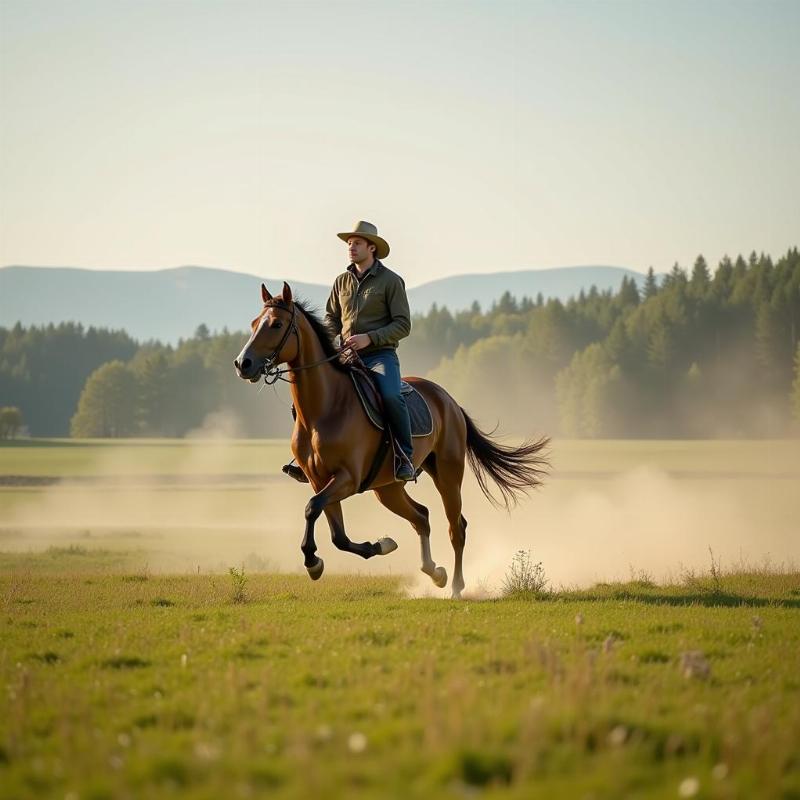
[0,264,646,343]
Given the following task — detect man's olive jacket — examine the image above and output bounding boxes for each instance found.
[324,260,412,353]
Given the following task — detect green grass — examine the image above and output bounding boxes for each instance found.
[1,558,799,799]
[0,438,291,477]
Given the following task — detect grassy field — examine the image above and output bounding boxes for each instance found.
[1,438,799,798]
[2,561,799,799]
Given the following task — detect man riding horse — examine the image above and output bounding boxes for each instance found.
[234,237,549,595]
[283,220,416,483]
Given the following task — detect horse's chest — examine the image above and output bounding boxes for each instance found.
[292,428,342,471]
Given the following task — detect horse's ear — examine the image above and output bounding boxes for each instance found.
[281,282,293,304]
[261,283,272,303]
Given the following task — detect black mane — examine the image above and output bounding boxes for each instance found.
[294,299,352,374]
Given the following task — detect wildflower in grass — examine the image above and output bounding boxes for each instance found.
[679,651,710,680]
[501,550,548,596]
[678,776,700,797]
[607,725,628,746]
[229,566,247,604]
[603,634,617,654]
[194,741,221,761]
[575,612,584,627]
[315,724,333,743]
[712,763,729,780]
[347,732,367,753]
[117,733,131,748]
[180,653,188,668]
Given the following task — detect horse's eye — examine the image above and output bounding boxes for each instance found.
[271,321,283,329]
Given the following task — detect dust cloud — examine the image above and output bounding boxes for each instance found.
[2,435,799,593]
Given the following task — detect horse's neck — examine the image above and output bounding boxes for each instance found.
[288,320,350,428]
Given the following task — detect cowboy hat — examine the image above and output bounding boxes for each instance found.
[337,220,390,260]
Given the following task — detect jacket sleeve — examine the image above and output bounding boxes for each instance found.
[323,282,343,341]
[368,277,412,347]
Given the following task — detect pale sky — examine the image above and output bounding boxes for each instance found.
[1,0,797,287]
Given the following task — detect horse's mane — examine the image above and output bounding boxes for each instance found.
[293,299,352,374]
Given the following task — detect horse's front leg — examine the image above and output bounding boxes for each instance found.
[301,471,356,580]
[324,501,398,560]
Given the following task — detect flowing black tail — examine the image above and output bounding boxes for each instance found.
[462,408,550,509]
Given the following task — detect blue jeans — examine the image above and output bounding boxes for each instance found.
[360,349,413,464]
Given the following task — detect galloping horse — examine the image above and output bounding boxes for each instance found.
[234,282,549,598]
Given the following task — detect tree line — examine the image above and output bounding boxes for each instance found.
[426,248,800,437]
[1,247,798,439]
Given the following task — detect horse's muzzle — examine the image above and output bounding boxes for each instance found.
[233,356,262,383]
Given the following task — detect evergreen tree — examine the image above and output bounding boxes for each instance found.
[643,267,659,299]
[497,291,518,314]
[689,255,711,298]
[618,276,640,308]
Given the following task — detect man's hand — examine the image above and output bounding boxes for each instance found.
[343,333,372,351]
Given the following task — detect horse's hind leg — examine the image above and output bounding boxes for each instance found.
[374,484,447,589]
[323,502,398,559]
[425,455,467,599]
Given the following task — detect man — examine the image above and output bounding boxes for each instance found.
[283,220,415,482]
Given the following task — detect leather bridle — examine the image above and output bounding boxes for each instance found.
[258,301,354,385]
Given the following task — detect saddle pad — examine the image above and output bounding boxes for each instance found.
[350,373,433,437]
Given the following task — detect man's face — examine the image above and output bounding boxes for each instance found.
[347,237,375,266]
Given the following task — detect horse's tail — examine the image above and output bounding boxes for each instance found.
[461,408,550,510]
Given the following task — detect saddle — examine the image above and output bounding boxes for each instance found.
[348,362,433,493]
[349,371,433,438]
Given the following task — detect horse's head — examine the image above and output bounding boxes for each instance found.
[234,282,299,382]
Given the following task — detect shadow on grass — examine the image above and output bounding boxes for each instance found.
[553,588,800,609]
[614,590,800,609]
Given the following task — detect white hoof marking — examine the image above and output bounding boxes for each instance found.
[377,537,398,556]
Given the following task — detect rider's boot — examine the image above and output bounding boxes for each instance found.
[395,460,415,482]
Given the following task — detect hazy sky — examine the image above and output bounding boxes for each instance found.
[1,0,797,287]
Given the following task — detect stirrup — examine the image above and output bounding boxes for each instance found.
[282,463,309,483]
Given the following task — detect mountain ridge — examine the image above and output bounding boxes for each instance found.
[0,264,647,343]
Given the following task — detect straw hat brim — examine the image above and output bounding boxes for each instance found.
[337,231,390,260]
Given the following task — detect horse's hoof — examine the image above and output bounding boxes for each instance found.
[451,588,463,600]
[432,566,448,588]
[307,557,324,581]
[377,537,398,556]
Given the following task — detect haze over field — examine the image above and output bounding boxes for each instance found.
[2,439,798,590]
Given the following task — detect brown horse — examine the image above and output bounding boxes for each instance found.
[234,282,549,598]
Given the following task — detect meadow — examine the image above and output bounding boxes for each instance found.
[1,439,799,798]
